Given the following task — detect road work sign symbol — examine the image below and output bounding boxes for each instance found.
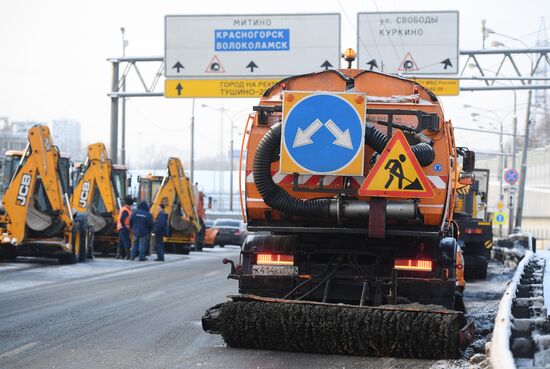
[358,130,434,198]
[280,92,366,176]
[494,211,507,225]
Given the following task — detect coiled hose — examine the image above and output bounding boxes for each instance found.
[253,124,332,218]
[253,123,435,218]
[365,124,435,166]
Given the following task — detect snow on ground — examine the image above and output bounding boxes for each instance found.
[0,247,238,294]
[462,260,515,368]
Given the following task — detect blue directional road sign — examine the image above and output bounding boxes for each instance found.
[504,168,519,185]
[280,92,366,175]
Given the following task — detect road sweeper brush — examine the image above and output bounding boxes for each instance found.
[203,295,474,358]
[202,54,477,358]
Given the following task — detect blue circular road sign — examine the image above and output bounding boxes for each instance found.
[283,94,363,174]
[494,211,507,225]
[504,168,519,185]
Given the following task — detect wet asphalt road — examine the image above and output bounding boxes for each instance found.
[0,248,512,369]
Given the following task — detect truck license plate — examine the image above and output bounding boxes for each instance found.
[252,265,298,276]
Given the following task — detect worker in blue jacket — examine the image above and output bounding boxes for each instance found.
[153,204,169,261]
[130,201,154,261]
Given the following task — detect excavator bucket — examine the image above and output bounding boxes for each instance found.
[203,295,474,359]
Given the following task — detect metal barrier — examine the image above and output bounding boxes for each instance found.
[490,233,542,369]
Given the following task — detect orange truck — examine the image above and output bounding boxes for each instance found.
[203,52,475,358]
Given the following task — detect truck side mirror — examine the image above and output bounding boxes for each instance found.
[458,172,475,186]
[462,150,475,173]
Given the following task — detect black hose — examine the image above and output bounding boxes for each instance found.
[365,124,435,166]
[253,123,331,218]
[253,123,434,218]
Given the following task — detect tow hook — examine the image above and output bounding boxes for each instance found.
[222,258,239,279]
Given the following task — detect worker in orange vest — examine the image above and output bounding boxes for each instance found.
[116,196,133,259]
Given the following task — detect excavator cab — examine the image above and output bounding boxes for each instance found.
[112,164,129,201]
[137,175,162,205]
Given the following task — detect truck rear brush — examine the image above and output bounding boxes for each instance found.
[203,295,474,359]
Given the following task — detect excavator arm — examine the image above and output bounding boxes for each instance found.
[151,157,201,232]
[72,143,118,216]
[2,125,73,244]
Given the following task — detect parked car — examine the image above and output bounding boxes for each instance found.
[203,219,218,248]
[212,219,248,247]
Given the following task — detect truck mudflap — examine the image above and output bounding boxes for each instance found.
[202,294,475,359]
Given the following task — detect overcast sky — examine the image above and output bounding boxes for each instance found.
[1,0,548,169]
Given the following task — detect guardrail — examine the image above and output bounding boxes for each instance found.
[493,233,537,265]
[489,233,544,369]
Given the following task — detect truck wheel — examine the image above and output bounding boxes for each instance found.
[454,291,466,312]
[477,267,487,280]
[1,245,17,261]
[173,244,190,255]
[76,229,86,262]
[59,252,76,265]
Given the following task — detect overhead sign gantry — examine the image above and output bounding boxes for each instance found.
[357,11,459,95]
[164,13,341,98]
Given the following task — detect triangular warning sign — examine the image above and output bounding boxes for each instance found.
[205,55,226,73]
[397,52,419,72]
[358,130,434,198]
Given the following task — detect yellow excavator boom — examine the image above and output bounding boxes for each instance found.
[2,125,73,244]
[72,143,119,216]
[151,157,201,232]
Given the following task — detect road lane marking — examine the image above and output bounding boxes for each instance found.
[0,341,39,359]
[139,291,166,301]
[204,271,220,277]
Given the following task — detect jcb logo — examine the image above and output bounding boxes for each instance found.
[79,181,91,208]
[16,174,32,206]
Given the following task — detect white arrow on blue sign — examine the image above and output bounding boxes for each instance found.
[282,94,364,174]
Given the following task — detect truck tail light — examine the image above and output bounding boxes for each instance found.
[394,259,432,272]
[464,228,483,234]
[256,253,294,266]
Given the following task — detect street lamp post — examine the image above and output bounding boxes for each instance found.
[120,27,128,165]
[201,104,247,212]
[229,122,234,212]
[486,24,536,232]
[190,99,195,184]
[509,91,518,234]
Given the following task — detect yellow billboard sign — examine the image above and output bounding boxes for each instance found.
[165,79,279,98]
[412,78,459,96]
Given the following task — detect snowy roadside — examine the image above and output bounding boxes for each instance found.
[0,247,238,294]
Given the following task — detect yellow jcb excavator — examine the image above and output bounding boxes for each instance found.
[137,157,201,254]
[71,142,130,255]
[0,125,92,264]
